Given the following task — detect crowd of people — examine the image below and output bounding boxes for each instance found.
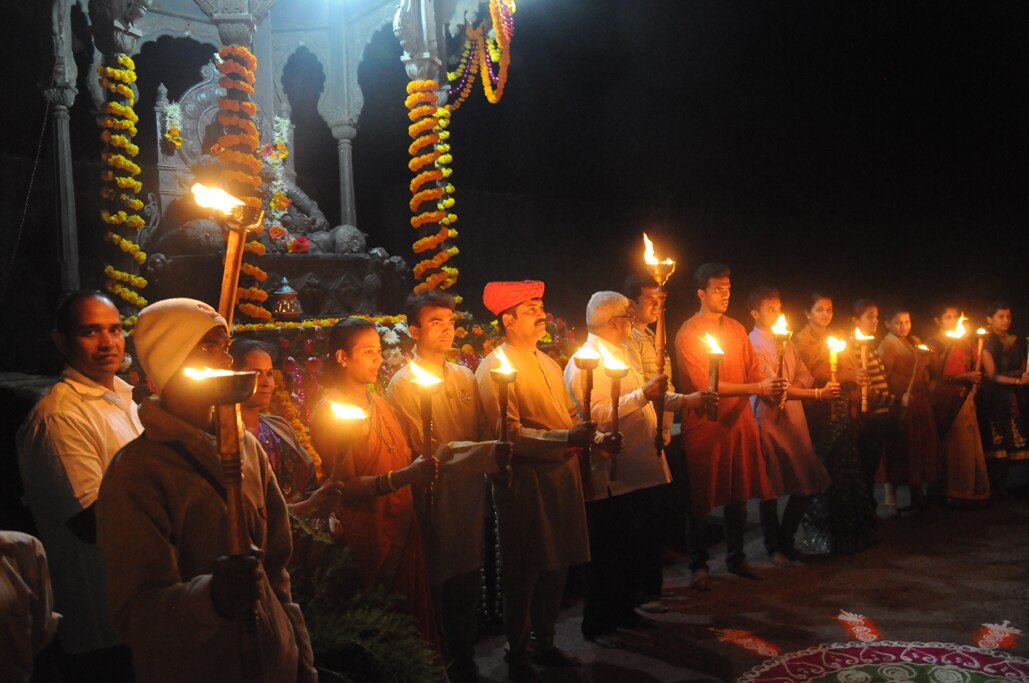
[5,266,1027,682]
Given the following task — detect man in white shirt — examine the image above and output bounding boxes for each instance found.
[564,291,712,647]
[17,291,142,681]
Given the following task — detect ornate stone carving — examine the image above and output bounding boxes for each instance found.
[393,0,441,82]
[88,0,153,55]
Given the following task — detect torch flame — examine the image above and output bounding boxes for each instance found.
[598,344,628,371]
[700,332,725,355]
[827,336,847,353]
[183,367,239,380]
[916,343,930,352]
[191,183,244,214]
[329,401,368,421]
[854,327,875,341]
[407,360,443,387]
[944,314,968,339]
[642,232,675,267]
[771,314,790,336]
[976,327,988,337]
[576,345,601,361]
[493,346,516,375]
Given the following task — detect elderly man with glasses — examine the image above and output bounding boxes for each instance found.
[564,291,711,648]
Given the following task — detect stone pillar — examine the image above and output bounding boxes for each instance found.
[45,83,80,292]
[331,121,358,226]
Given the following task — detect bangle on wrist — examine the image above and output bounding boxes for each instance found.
[815,388,821,400]
[386,470,397,492]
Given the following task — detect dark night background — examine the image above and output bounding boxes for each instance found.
[1,1,1027,372]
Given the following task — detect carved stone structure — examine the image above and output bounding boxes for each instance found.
[42,0,475,308]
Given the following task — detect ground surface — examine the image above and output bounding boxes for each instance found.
[473,486,1029,682]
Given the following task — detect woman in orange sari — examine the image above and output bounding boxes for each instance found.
[310,318,439,645]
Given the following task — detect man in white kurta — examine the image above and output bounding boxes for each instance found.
[564,291,707,645]
[17,292,141,680]
[387,291,503,683]
[474,280,594,681]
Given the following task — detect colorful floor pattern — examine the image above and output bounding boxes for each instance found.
[739,641,1029,682]
[727,613,1028,682]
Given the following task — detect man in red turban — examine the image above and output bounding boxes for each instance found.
[475,281,596,681]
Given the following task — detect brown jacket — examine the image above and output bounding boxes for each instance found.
[97,401,317,683]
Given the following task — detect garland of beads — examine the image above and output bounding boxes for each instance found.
[446,0,516,111]
[97,54,147,310]
[214,45,270,321]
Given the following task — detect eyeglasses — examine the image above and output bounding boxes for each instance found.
[609,314,636,323]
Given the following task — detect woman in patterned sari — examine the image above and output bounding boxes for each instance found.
[794,294,877,555]
[977,302,1029,495]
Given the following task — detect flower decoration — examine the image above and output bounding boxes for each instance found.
[263,116,292,250]
[212,43,269,321]
[446,1,516,111]
[405,80,459,294]
[287,236,310,254]
[97,54,146,312]
[161,102,183,151]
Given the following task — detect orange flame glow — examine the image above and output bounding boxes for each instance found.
[854,328,875,342]
[576,345,601,361]
[183,367,238,380]
[191,183,244,214]
[493,347,516,375]
[642,233,675,267]
[407,360,443,387]
[598,344,628,371]
[329,401,368,421]
[827,336,847,353]
[771,314,790,337]
[976,327,988,337]
[700,333,725,355]
[945,314,968,339]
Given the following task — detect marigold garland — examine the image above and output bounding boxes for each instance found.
[97,54,147,312]
[241,262,268,282]
[409,169,443,194]
[238,302,272,321]
[104,265,147,289]
[105,231,147,264]
[270,372,324,479]
[106,281,148,308]
[236,286,269,303]
[404,79,461,294]
[245,240,267,256]
[409,187,444,212]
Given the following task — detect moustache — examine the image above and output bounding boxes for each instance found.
[535,318,547,326]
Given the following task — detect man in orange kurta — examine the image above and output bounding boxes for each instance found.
[674,264,785,589]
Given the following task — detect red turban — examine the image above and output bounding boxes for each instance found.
[483,280,545,316]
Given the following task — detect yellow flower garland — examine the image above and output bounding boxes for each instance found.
[104,265,147,288]
[98,54,147,310]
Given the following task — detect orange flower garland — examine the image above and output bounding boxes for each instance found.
[270,371,324,479]
[97,54,147,310]
[215,44,269,321]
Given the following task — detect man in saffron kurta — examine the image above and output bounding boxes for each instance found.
[674,264,784,588]
[474,281,594,681]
